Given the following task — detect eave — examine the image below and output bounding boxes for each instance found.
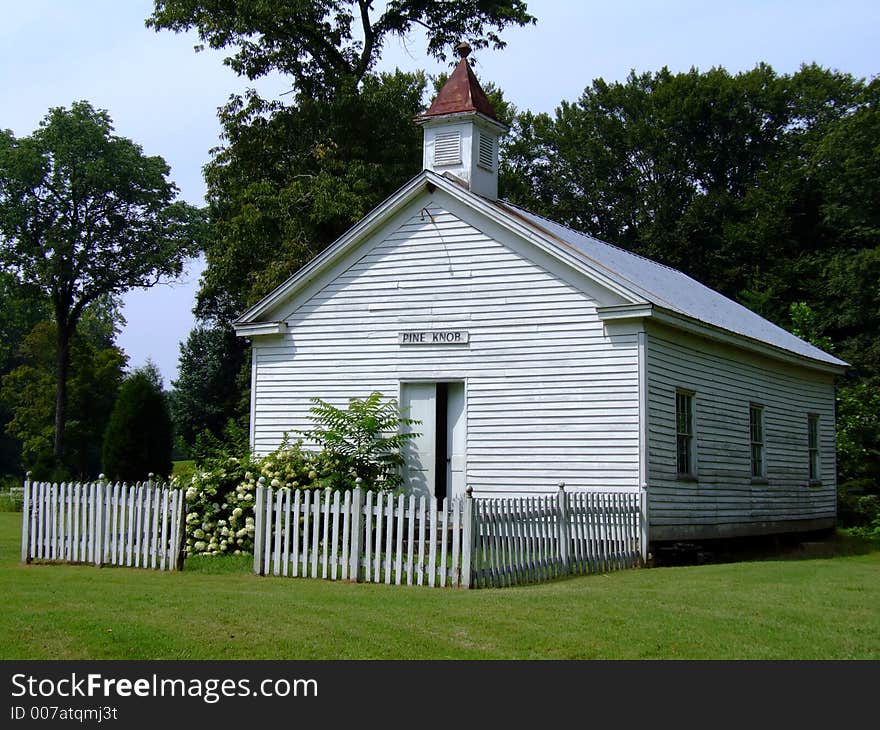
[597,303,848,375]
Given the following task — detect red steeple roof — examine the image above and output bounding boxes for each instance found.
[418,43,500,122]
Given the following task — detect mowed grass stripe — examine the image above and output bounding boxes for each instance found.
[1,513,878,659]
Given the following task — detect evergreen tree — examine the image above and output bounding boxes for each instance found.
[102,363,173,481]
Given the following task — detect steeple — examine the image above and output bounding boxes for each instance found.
[415,42,507,199]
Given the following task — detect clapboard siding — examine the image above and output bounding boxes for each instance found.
[251,203,640,494]
[646,323,836,539]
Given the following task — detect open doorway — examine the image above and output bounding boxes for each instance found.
[400,381,465,504]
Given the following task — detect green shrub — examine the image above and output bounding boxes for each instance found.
[300,392,418,492]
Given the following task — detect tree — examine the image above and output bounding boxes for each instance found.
[170,325,248,449]
[197,70,428,323]
[501,64,865,307]
[147,1,535,95]
[0,272,48,477]
[0,101,206,466]
[102,363,173,482]
[1,312,126,480]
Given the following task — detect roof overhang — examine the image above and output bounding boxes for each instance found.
[233,321,287,337]
[597,303,848,375]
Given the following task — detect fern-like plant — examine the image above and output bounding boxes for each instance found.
[301,392,420,491]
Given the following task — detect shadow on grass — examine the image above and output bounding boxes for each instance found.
[652,529,880,567]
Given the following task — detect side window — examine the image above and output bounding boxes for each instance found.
[749,404,765,479]
[676,391,695,477]
[808,414,820,482]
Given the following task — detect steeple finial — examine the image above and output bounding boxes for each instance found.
[455,41,472,60]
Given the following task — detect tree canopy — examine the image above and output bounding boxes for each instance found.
[148,0,535,95]
[0,101,206,466]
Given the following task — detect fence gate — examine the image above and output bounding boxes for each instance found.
[20,473,186,571]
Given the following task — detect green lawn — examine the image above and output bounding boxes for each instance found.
[2,511,878,659]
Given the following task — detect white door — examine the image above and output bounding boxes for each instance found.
[446,382,466,499]
[400,382,435,500]
[400,381,465,501]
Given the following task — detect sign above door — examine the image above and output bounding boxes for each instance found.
[398,330,470,345]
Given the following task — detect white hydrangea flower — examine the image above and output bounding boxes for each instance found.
[244,493,253,501]
[194,540,207,551]
[193,529,205,539]
[232,508,243,518]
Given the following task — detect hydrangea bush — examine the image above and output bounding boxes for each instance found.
[175,438,329,557]
[174,454,258,557]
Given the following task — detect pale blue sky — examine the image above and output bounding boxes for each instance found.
[2,0,877,384]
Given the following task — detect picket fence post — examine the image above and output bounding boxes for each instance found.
[94,474,106,567]
[21,471,32,564]
[176,488,188,571]
[556,482,570,576]
[253,478,265,576]
[639,488,649,566]
[348,481,364,583]
[461,486,474,589]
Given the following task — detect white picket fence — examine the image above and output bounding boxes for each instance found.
[471,491,642,588]
[254,483,472,587]
[20,474,186,571]
[254,481,644,588]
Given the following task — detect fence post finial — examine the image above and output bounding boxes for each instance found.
[465,486,473,498]
[557,481,565,492]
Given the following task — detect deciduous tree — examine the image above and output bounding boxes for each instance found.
[0,101,205,466]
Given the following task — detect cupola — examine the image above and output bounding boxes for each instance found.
[415,42,508,200]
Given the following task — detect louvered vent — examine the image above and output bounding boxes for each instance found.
[478,132,495,170]
[433,131,461,166]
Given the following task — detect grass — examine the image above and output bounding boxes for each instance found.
[2,511,879,659]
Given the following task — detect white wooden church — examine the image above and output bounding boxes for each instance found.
[235,46,846,545]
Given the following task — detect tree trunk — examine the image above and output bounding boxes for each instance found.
[53,323,72,469]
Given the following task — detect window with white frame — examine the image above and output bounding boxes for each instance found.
[676,391,695,477]
[808,414,820,482]
[750,404,765,478]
